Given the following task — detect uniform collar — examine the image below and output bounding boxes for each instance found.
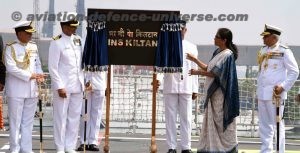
[61,32,72,39]
[16,39,28,46]
[267,42,279,51]
[269,41,279,50]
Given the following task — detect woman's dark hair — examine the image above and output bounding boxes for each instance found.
[217,28,238,60]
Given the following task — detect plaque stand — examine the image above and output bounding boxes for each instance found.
[103,66,159,153]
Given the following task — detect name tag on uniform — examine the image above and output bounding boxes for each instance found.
[73,38,81,46]
[269,52,284,59]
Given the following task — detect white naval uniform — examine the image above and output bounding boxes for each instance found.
[4,40,43,153]
[163,40,199,150]
[48,33,84,152]
[257,42,299,153]
[79,72,106,145]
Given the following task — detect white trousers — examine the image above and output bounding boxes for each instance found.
[79,90,105,145]
[8,97,37,153]
[258,100,285,153]
[52,92,83,151]
[164,93,192,150]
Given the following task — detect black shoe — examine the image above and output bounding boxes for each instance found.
[88,144,100,151]
[77,144,88,151]
[167,149,177,153]
[100,121,105,129]
[181,149,192,153]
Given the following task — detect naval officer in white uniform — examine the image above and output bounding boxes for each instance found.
[48,12,84,153]
[77,72,106,151]
[163,22,199,153]
[3,21,44,153]
[257,24,299,153]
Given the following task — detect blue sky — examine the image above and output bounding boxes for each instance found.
[1,0,299,45]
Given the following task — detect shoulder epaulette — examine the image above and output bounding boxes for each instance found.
[73,33,81,39]
[279,44,289,49]
[29,41,36,44]
[6,41,17,46]
[52,34,62,40]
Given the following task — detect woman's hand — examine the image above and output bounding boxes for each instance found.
[186,53,197,62]
[197,69,207,76]
[186,53,208,70]
[189,69,201,75]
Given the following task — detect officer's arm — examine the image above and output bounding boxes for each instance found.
[48,41,64,90]
[280,49,299,91]
[4,46,31,81]
[35,48,43,74]
[34,47,45,83]
[191,46,199,97]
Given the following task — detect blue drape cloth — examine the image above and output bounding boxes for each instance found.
[154,22,183,73]
[205,49,240,131]
[82,21,108,72]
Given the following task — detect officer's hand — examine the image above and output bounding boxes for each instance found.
[30,73,39,80]
[30,73,46,81]
[295,94,300,102]
[274,85,284,95]
[58,88,67,98]
[192,93,198,100]
[37,74,46,83]
[38,73,47,79]
[37,78,44,83]
[85,81,92,91]
[0,84,4,91]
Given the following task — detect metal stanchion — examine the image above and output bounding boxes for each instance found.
[38,82,44,153]
[273,90,281,153]
[104,66,111,153]
[150,73,158,153]
[83,81,90,153]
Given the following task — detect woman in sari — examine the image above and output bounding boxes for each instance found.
[187,28,240,153]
